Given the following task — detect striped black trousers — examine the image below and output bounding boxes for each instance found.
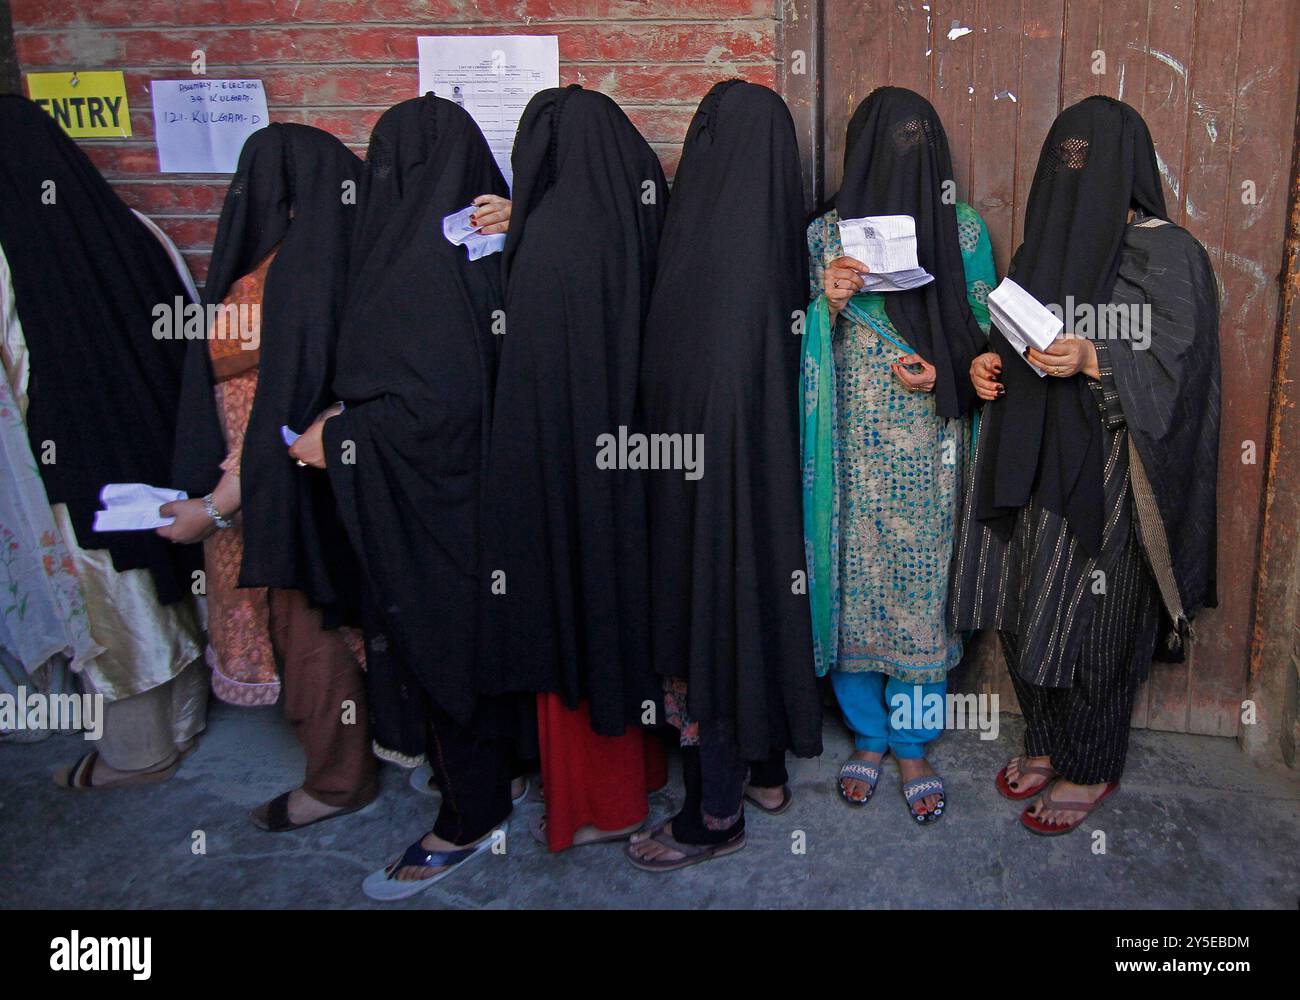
[999,535,1162,785]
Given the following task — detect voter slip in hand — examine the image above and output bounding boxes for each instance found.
[442,204,506,261]
[92,483,187,532]
[837,214,935,292]
[986,277,1064,378]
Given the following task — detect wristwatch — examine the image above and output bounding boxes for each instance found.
[202,493,233,530]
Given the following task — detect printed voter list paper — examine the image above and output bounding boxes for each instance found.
[987,277,1064,377]
[442,204,506,260]
[93,483,187,532]
[837,215,935,292]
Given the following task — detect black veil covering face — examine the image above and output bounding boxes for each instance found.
[323,96,510,738]
[640,80,822,760]
[172,124,364,619]
[479,85,666,737]
[976,96,1167,556]
[0,95,198,604]
[833,86,985,419]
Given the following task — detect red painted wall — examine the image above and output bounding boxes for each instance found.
[12,1,780,285]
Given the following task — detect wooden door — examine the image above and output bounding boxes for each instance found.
[793,0,1300,736]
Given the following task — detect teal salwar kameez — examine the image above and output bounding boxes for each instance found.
[801,201,995,754]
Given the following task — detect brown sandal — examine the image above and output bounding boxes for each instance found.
[1020,780,1120,836]
[996,756,1057,800]
[52,750,181,791]
[624,822,746,872]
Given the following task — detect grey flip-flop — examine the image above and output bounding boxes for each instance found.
[623,822,746,873]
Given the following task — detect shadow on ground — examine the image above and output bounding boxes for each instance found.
[2,700,1297,909]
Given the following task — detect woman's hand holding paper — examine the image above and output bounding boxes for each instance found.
[1025,334,1099,379]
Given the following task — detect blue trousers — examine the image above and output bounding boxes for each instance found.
[830,670,946,759]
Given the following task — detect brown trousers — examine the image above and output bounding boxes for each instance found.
[268,588,378,808]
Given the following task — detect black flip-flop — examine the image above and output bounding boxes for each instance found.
[743,784,794,815]
[250,791,374,833]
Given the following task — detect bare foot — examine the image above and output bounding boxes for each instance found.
[1005,754,1055,796]
[1027,778,1109,829]
[839,749,884,803]
[897,756,942,814]
[627,822,688,864]
[390,827,495,882]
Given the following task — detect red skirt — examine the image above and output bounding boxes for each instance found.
[537,694,668,852]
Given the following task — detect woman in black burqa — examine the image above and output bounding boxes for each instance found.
[290,95,522,897]
[628,80,822,871]
[477,84,670,852]
[165,123,378,831]
[950,96,1220,835]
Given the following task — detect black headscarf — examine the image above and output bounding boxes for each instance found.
[0,94,198,604]
[832,87,985,418]
[323,95,508,733]
[173,123,363,617]
[640,80,822,760]
[479,85,666,737]
[977,96,1167,555]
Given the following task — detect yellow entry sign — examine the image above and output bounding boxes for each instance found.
[27,71,132,138]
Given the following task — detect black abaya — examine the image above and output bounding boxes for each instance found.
[323,96,508,736]
[639,80,822,760]
[833,87,985,419]
[478,86,667,738]
[976,96,1168,556]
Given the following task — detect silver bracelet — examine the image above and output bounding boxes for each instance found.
[202,493,233,530]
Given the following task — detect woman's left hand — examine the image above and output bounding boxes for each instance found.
[155,498,218,544]
[471,194,512,235]
[288,403,343,470]
[1026,334,1099,379]
[891,353,937,392]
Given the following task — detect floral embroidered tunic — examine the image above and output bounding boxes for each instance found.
[803,201,994,684]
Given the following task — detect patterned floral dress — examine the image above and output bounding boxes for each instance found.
[805,202,994,684]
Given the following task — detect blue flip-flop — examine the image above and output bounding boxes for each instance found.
[362,820,508,901]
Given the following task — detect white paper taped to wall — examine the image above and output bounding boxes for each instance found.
[417,35,559,190]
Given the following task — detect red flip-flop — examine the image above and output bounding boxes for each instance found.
[995,755,1057,800]
[1020,780,1120,836]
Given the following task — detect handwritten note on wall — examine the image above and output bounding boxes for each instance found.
[150,79,269,173]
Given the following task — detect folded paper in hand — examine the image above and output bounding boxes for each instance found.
[281,425,301,447]
[986,277,1063,378]
[837,215,935,292]
[442,204,506,261]
[93,483,187,532]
